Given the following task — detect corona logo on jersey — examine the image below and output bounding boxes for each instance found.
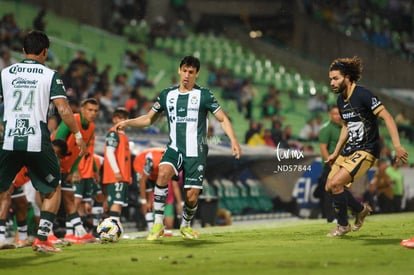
[9,64,44,74]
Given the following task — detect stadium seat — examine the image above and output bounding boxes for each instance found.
[245,178,273,212]
[220,179,244,215]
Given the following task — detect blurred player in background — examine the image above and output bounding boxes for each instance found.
[134,147,164,232]
[314,105,342,222]
[53,98,99,244]
[134,148,183,234]
[102,108,132,222]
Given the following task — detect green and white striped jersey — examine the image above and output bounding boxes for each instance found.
[0,59,67,152]
[153,84,221,157]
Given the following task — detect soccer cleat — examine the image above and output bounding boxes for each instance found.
[326,224,351,237]
[401,237,414,249]
[164,229,173,237]
[64,234,84,244]
[146,223,164,241]
[32,238,62,253]
[48,234,65,245]
[352,203,373,231]
[0,241,17,249]
[79,233,98,243]
[16,239,32,248]
[180,226,199,239]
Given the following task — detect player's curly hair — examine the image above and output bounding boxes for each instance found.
[329,56,363,83]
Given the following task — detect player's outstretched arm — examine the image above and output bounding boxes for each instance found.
[214,109,241,159]
[116,110,160,131]
[378,108,409,163]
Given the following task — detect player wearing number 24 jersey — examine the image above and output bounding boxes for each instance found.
[0,30,86,252]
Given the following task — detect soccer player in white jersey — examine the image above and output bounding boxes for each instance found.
[0,30,86,252]
[116,55,241,240]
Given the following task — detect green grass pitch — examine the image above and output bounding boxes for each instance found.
[1,212,414,275]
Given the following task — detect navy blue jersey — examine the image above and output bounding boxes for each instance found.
[337,85,384,158]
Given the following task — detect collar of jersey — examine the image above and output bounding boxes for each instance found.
[22,59,42,65]
[344,83,356,102]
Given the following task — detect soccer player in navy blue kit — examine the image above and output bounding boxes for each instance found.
[324,56,408,237]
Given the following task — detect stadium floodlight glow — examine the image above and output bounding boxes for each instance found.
[249,30,263,39]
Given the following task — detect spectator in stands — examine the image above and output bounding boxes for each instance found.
[170,0,192,22]
[298,116,321,142]
[0,47,17,70]
[0,13,23,51]
[371,159,394,213]
[63,51,95,101]
[107,3,127,35]
[395,110,414,142]
[148,15,169,47]
[169,19,188,39]
[246,127,265,147]
[379,144,394,164]
[270,118,284,146]
[208,114,225,140]
[245,120,261,144]
[306,1,414,60]
[222,77,242,113]
[307,94,328,113]
[93,87,114,123]
[262,92,281,120]
[263,128,276,147]
[125,87,143,118]
[33,8,47,32]
[261,85,281,118]
[386,157,404,212]
[206,63,219,87]
[112,73,132,109]
[240,78,257,120]
[123,50,139,70]
[130,60,154,88]
[279,124,296,149]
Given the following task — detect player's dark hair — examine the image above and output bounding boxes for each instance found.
[329,56,363,83]
[52,138,71,157]
[23,30,50,55]
[112,107,129,119]
[80,98,99,107]
[179,56,200,72]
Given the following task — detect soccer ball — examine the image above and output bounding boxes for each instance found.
[96,218,123,242]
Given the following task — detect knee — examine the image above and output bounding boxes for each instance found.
[157,172,170,186]
[185,189,200,206]
[325,180,332,193]
[157,167,174,186]
[328,180,344,194]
